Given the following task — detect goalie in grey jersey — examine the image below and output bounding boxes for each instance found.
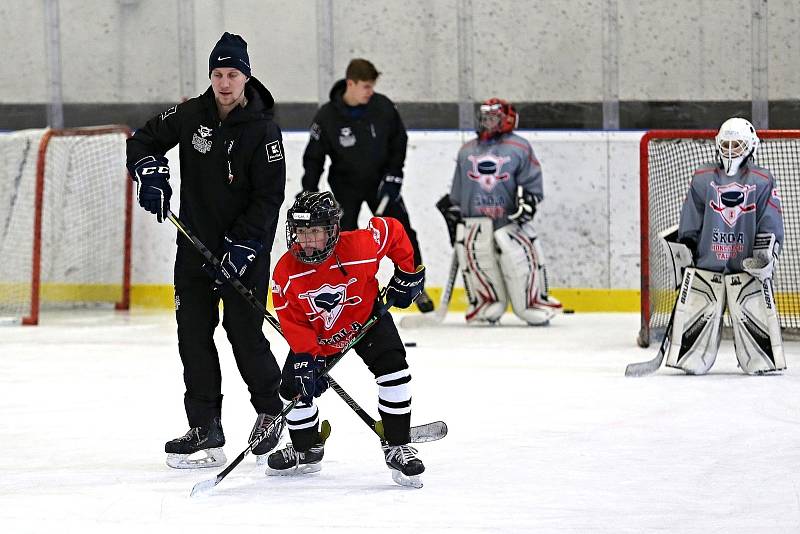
[665,117,785,375]
[439,98,562,325]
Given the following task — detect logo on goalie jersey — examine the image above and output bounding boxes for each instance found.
[709,182,756,228]
[467,154,511,192]
[298,277,363,330]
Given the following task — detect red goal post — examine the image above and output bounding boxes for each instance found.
[0,125,132,325]
[638,129,800,347]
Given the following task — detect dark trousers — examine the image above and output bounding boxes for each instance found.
[279,309,411,450]
[332,184,423,267]
[174,246,282,428]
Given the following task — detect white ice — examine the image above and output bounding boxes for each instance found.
[2,310,800,533]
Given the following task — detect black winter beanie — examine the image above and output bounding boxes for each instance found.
[208,32,251,78]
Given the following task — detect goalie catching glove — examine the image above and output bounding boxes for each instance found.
[288,352,329,404]
[387,265,426,308]
[742,233,779,282]
[131,155,172,223]
[508,185,537,224]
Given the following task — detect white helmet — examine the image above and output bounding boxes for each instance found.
[715,117,759,176]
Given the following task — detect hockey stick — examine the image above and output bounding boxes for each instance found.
[399,250,458,328]
[190,302,391,497]
[167,210,446,443]
[624,299,677,377]
[327,377,447,443]
[375,195,390,215]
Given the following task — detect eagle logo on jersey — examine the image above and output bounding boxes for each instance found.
[298,277,363,330]
[709,182,757,228]
[467,154,511,192]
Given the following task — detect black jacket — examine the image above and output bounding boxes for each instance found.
[301,79,408,193]
[126,77,286,256]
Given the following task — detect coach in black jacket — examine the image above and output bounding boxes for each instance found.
[126,32,285,468]
[300,58,433,312]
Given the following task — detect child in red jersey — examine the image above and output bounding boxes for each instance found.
[268,191,426,487]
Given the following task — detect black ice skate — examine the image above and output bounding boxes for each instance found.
[165,416,226,469]
[250,413,286,465]
[265,420,330,476]
[382,442,425,488]
[415,290,435,313]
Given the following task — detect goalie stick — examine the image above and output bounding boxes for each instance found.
[624,299,677,377]
[399,250,458,328]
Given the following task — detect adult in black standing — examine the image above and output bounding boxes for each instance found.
[299,58,434,312]
[126,33,285,469]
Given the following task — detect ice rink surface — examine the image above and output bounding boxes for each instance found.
[2,309,800,533]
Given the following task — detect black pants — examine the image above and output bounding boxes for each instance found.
[174,246,282,428]
[332,183,423,267]
[279,309,411,450]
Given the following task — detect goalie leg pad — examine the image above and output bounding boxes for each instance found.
[494,223,556,325]
[725,272,785,374]
[456,218,507,322]
[665,267,726,375]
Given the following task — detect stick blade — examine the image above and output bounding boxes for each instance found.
[624,358,661,377]
[189,477,218,497]
[399,311,446,329]
[410,421,448,443]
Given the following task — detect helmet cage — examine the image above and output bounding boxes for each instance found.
[476,98,518,140]
[715,118,759,176]
[286,192,342,264]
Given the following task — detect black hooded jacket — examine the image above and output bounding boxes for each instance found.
[301,79,408,194]
[126,76,286,256]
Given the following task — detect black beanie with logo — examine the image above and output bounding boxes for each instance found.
[208,32,251,78]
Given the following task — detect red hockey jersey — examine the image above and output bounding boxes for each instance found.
[271,216,415,357]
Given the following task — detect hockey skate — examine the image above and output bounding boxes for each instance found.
[265,420,330,476]
[415,290,435,313]
[250,413,286,465]
[165,416,226,469]
[382,442,425,488]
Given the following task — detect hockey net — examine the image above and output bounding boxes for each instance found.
[638,129,800,347]
[0,126,132,325]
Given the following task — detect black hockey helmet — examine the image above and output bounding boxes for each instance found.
[286,191,342,264]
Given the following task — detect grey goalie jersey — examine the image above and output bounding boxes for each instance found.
[678,162,784,273]
[449,133,543,230]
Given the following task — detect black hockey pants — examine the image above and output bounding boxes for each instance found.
[174,246,282,428]
[279,307,412,451]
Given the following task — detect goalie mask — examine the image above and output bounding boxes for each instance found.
[477,98,518,141]
[286,191,342,264]
[715,117,759,176]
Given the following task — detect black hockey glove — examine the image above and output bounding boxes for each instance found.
[288,352,329,403]
[386,265,426,309]
[212,235,264,287]
[377,174,403,203]
[508,186,537,225]
[435,194,463,246]
[132,155,172,223]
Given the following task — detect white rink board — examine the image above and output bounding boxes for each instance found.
[2,310,800,533]
[132,130,643,291]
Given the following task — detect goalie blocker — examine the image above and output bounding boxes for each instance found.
[666,267,784,375]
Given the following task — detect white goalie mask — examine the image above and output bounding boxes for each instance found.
[715,118,759,176]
